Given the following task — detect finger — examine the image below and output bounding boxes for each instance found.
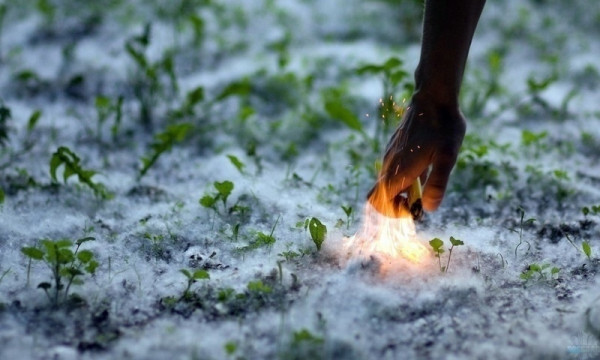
[422,152,457,211]
[382,147,431,199]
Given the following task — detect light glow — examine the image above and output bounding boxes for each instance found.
[344,202,430,265]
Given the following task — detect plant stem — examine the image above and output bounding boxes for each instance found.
[446,245,455,273]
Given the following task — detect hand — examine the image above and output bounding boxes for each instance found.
[367,97,466,215]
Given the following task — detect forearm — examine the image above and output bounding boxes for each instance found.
[414,0,486,108]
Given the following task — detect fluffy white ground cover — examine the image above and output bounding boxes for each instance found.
[1,0,600,359]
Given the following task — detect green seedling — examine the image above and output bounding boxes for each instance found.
[21,237,98,306]
[125,23,178,127]
[582,241,592,260]
[94,95,124,140]
[227,154,246,175]
[520,263,560,283]
[279,250,300,261]
[292,329,324,346]
[582,205,600,217]
[214,181,234,208]
[27,109,42,134]
[224,341,237,357]
[341,205,353,229]
[179,268,209,301]
[247,280,271,294]
[237,215,279,253]
[322,87,369,146]
[307,217,327,251]
[50,146,113,199]
[200,180,234,215]
[0,267,10,285]
[509,207,535,259]
[139,122,193,178]
[169,86,205,120]
[429,236,464,272]
[564,232,594,261]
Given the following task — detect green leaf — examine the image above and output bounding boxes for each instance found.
[186,86,205,107]
[0,187,4,204]
[76,237,95,246]
[551,267,560,275]
[57,248,74,264]
[27,110,42,132]
[227,155,245,174]
[62,267,84,278]
[199,195,217,209]
[85,260,99,274]
[582,207,590,216]
[77,250,94,263]
[224,341,237,355]
[95,96,111,110]
[341,206,353,217]
[55,239,73,248]
[214,180,233,197]
[529,263,541,272]
[49,147,112,199]
[247,280,271,293]
[308,217,327,251]
[21,247,44,260]
[192,270,209,280]
[216,78,251,101]
[582,241,592,259]
[429,238,444,251]
[293,329,324,344]
[324,99,363,133]
[49,152,62,182]
[139,123,193,178]
[449,236,464,247]
[180,269,192,279]
[38,282,51,290]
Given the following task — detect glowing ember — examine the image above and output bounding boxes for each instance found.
[344,202,430,264]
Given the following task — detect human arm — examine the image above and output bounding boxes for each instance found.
[368,0,486,214]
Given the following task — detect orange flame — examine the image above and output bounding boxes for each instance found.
[344,202,430,265]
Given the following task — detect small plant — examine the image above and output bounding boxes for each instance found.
[21,237,98,306]
[227,154,246,175]
[179,268,209,301]
[94,95,124,140]
[237,216,279,253]
[139,122,193,178]
[224,341,237,357]
[520,263,560,283]
[564,232,594,261]
[247,280,271,294]
[50,146,113,199]
[429,236,464,272]
[200,180,234,214]
[509,207,535,259]
[582,205,600,217]
[341,205,353,230]
[301,217,327,251]
[125,23,179,127]
[582,241,592,260]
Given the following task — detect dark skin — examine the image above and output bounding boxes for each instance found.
[368,0,486,214]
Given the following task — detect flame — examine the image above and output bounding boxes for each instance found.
[344,202,430,266]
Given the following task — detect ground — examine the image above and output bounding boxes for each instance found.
[1,0,600,359]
